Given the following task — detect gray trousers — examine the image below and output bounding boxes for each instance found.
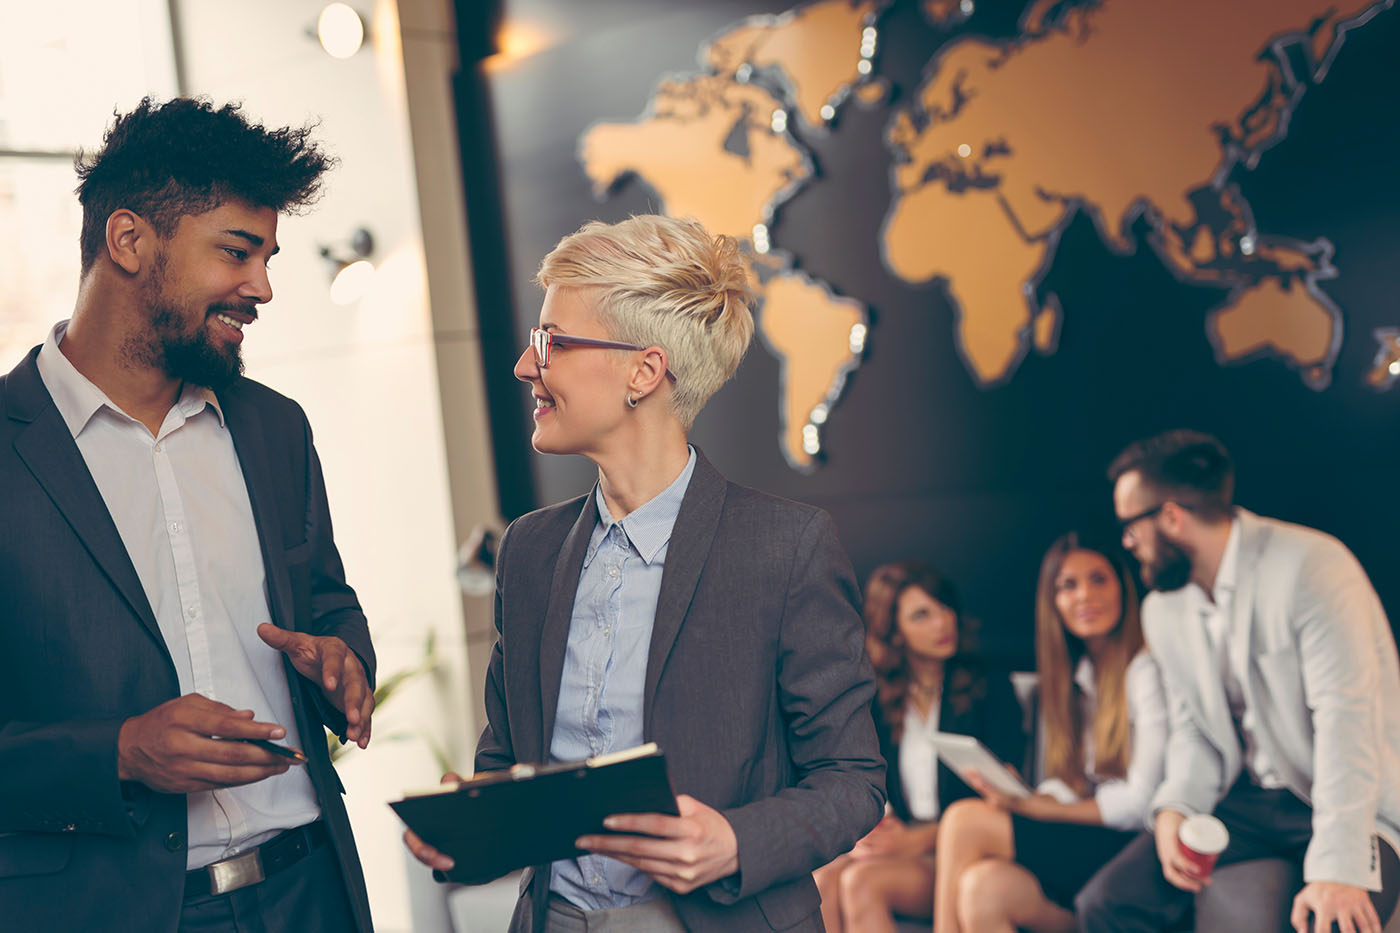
[1076,778,1400,933]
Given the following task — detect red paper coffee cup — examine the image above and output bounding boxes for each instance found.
[1177,814,1229,877]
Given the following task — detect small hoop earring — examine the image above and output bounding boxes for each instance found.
[625,394,638,409]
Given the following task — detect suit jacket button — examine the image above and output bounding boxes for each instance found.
[164,832,185,851]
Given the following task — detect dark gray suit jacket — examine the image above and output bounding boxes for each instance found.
[477,449,886,932]
[0,347,375,932]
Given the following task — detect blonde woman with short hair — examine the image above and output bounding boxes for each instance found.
[406,215,885,933]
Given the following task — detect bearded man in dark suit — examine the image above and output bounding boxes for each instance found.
[0,97,376,933]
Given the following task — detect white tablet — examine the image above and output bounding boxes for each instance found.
[930,732,1033,799]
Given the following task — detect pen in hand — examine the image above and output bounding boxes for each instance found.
[221,736,309,763]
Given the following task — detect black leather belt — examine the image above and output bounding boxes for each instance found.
[184,821,330,899]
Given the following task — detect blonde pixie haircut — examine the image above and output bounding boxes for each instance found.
[536,215,754,429]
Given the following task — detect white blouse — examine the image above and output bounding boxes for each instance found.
[1035,650,1168,831]
[899,696,943,822]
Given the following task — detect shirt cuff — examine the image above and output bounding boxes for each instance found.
[1094,780,1143,831]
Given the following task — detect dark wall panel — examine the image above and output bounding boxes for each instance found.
[454,0,1400,668]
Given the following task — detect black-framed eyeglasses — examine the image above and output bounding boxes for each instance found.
[1117,503,1166,534]
[528,327,677,382]
[1117,501,1194,542]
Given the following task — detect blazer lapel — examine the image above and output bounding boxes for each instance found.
[643,449,725,737]
[8,351,164,649]
[1226,512,1261,695]
[1179,591,1237,760]
[537,496,597,761]
[220,386,295,632]
[1226,512,1273,768]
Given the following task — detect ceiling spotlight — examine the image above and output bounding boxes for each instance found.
[320,227,376,305]
[317,3,366,58]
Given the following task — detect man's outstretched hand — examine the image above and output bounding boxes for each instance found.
[258,624,373,748]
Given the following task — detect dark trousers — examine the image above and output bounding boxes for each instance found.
[178,839,356,933]
[1076,778,1400,932]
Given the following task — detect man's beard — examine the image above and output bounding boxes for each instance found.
[139,253,246,390]
[1141,534,1193,592]
[150,303,245,390]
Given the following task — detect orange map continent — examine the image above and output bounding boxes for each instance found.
[580,0,877,469]
[883,0,1384,386]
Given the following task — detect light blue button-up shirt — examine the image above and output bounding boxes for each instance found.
[548,448,697,910]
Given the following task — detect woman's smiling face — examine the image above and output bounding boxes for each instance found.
[1053,549,1123,642]
[514,284,634,458]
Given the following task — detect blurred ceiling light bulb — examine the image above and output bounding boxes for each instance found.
[320,227,376,305]
[329,260,376,305]
[318,3,365,59]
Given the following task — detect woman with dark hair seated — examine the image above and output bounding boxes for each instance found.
[931,531,1168,933]
[815,562,1025,932]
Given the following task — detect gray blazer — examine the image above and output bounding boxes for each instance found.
[476,449,886,932]
[1145,508,1400,889]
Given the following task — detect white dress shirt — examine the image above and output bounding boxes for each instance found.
[1037,650,1169,830]
[36,322,320,869]
[899,696,943,822]
[1193,519,1287,789]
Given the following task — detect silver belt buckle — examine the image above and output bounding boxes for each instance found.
[207,848,266,895]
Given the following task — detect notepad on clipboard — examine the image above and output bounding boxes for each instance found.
[930,732,1033,799]
[390,743,678,885]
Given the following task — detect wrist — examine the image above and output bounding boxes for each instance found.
[1155,807,1186,829]
[1019,795,1048,818]
[115,719,135,782]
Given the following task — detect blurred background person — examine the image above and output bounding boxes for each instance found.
[931,531,1167,933]
[815,562,1025,932]
[1079,430,1400,933]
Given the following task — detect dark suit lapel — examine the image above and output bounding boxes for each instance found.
[8,350,164,648]
[643,449,726,737]
[219,386,295,632]
[537,495,597,760]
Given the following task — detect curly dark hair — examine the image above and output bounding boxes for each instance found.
[863,561,990,744]
[74,97,335,272]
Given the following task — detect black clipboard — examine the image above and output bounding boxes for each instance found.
[390,743,678,885]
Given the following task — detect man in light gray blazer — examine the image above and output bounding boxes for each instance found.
[1077,430,1399,933]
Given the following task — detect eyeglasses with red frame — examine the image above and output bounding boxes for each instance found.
[528,327,677,381]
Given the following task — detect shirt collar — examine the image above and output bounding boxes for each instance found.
[1191,515,1241,614]
[586,446,697,566]
[35,320,224,437]
[1073,654,1096,697]
[1213,516,1241,597]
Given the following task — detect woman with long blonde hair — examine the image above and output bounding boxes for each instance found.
[930,531,1168,933]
